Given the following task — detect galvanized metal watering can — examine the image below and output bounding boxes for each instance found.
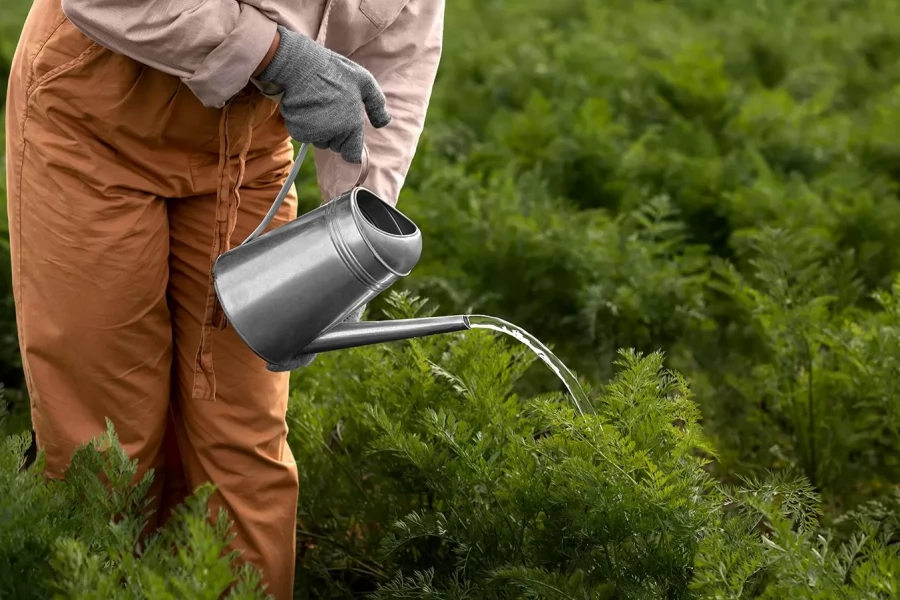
[212,142,471,366]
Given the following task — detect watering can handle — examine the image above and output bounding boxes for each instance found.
[241,142,370,246]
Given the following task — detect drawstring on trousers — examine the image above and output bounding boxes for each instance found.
[191,96,256,401]
[191,1,337,401]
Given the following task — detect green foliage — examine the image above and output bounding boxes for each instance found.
[388,0,900,520]
[50,483,268,600]
[692,473,900,599]
[288,292,718,598]
[0,0,31,106]
[2,288,898,598]
[0,398,269,599]
[0,411,62,598]
[288,293,899,598]
[395,168,713,385]
[697,228,900,513]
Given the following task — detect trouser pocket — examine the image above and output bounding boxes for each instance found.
[16,0,100,100]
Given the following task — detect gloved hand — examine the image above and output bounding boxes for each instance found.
[256,25,392,163]
[265,304,367,372]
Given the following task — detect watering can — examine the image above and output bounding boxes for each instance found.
[212,142,471,366]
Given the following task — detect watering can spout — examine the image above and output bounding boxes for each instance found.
[298,315,472,354]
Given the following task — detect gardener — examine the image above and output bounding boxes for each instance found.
[5,0,444,596]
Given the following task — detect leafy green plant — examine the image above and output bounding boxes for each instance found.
[288,292,715,598]
[289,293,900,598]
[692,473,900,599]
[389,0,900,520]
[1,292,899,598]
[0,396,269,599]
[694,228,900,514]
[391,166,713,388]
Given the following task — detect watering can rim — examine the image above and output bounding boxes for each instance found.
[347,186,421,278]
[225,138,422,278]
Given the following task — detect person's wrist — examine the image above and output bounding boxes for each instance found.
[253,29,281,77]
[256,26,331,88]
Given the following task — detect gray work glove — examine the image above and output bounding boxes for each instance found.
[256,25,392,163]
[265,304,366,372]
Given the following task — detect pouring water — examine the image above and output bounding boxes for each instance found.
[466,315,592,416]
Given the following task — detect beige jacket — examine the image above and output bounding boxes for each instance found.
[59,0,445,204]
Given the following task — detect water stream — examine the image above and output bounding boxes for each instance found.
[465,315,592,416]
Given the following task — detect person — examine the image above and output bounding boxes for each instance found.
[4,0,444,597]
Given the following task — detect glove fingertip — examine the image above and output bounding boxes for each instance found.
[372,111,392,128]
[341,143,363,163]
[341,129,365,163]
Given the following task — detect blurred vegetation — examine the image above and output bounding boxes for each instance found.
[3,0,900,597]
[387,0,900,515]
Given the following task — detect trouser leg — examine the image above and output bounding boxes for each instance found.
[167,121,300,599]
[5,0,214,531]
[5,47,174,528]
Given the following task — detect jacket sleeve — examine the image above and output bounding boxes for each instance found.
[312,0,445,206]
[61,0,277,108]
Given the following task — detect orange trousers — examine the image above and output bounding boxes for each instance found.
[6,1,300,597]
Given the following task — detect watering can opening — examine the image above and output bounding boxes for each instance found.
[350,188,422,278]
[355,189,417,236]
